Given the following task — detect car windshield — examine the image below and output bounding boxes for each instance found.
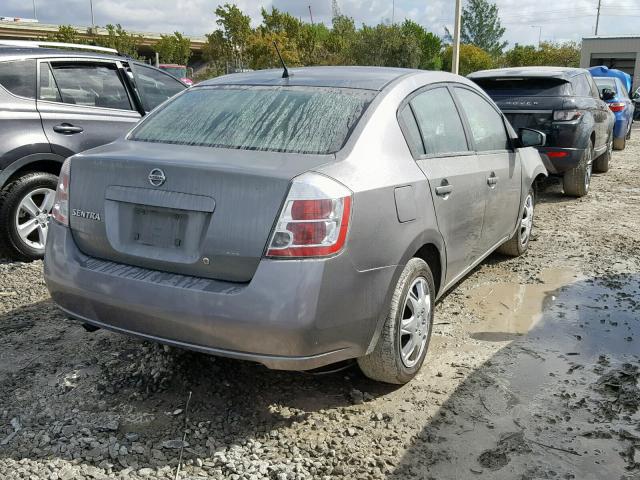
[161,66,187,78]
[593,77,618,95]
[129,85,377,154]
[473,77,572,96]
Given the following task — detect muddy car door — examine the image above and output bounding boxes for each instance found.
[402,85,486,283]
[36,58,141,158]
[452,86,521,252]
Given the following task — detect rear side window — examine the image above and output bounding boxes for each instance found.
[49,63,132,110]
[0,59,36,99]
[473,77,572,97]
[398,105,425,156]
[131,64,185,112]
[409,87,468,156]
[571,74,593,97]
[594,77,617,96]
[130,86,376,155]
[454,88,510,152]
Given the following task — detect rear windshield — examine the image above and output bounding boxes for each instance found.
[129,85,376,154]
[473,77,572,97]
[593,77,617,95]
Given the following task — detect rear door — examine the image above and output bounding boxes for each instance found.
[36,58,141,158]
[452,86,521,252]
[573,73,608,151]
[403,85,486,283]
[130,62,186,113]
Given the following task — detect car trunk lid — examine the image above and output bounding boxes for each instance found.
[69,141,333,282]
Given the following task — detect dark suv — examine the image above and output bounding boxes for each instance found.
[0,42,187,260]
[469,67,614,197]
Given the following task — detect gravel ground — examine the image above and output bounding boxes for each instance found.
[1,129,639,480]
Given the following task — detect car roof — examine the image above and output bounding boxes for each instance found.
[0,45,126,63]
[468,66,587,81]
[199,66,454,91]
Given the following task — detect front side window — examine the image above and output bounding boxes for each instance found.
[132,64,186,112]
[0,59,36,99]
[454,88,510,152]
[49,62,132,110]
[130,86,376,155]
[409,87,469,156]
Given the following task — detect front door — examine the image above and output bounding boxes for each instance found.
[406,85,487,284]
[452,86,522,252]
[36,59,141,158]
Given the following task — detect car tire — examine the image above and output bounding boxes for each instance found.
[563,140,593,197]
[593,136,612,173]
[358,258,435,384]
[613,136,626,150]
[497,188,535,257]
[627,124,632,140]
[0,172,58,261]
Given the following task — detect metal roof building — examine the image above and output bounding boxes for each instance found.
[581,36,640,89]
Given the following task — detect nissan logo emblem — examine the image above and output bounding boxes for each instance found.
[148,168,166,187]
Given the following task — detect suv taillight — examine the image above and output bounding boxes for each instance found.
[608,102,626,112]
[553,110,582,121]
[52,159,70,226]
[266,173,352,258]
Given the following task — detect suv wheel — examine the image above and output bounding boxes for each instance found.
[593,136,612,173]
[563,140,593,197]
[497,188,535,257]
[0,172,58,261]
[358,258,435,384]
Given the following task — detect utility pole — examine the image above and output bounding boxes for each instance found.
[32,0,37,20]
[595,0,602,35]
[90,0,95,27]
[451,0,462,74]
[530,25,542,47]
[308,5,314,24]
[392,0,395,25]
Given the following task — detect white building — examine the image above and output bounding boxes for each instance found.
[581,36,640,88]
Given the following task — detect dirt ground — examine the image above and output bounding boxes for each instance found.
[1,129,639,480]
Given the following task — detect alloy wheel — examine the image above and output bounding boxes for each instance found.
[15,187,56,251]
[584,147,593,191]
[398,277,431,368]
[519,194,534,247]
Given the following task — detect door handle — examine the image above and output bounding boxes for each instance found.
[435,181,453,197]
[53,123,84,134]
[487,172,499,187]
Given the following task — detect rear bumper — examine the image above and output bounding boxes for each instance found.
[537,147,584,175]
[44,222,397,370]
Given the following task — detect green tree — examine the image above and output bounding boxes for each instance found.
[93,24,141,58]
[326,15,357,64]
[214,3,252,70]
[443,44,493,75]
[502,41,581,68]
[351,24,421,68]
[246,30,300,70]
[461,0,507,56]
[503,44,539,67]
[400,19,442,70]
[154,32,192,65]
[48,25,83,43]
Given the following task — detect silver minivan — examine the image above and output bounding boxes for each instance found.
[44,67,547,384]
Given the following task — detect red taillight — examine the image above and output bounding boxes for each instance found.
[608,102,626,112]
[267,173,352,258]
[547,151,569,158]
[52,159,70,226]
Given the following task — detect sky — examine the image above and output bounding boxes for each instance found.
[2,0,639,46]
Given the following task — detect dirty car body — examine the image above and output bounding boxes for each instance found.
[44,67,547,380]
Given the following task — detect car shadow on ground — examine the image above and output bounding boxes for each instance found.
[388,273,640,480]
[0,299,395,471]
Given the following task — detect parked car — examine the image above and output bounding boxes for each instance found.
[591,76,634,150]
[158,63,193,86]
[633,87,640,120]
[44,66,547,384]
[469,67,615,197]
[0,41,187,261]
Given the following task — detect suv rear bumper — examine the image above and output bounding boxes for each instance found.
[537,147,584,174]
[44,221,396,370]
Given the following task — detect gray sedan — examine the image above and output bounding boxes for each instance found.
[44,67,547,384]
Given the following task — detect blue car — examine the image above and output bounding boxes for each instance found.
[592,76,634,150]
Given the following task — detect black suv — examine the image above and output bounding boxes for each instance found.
[0,42,187,260]
[469,67,615,197]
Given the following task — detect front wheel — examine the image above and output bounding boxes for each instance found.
[358,258,435,384]
[563,141,593,197]
[0,172,58,261]
[497,188,535,257]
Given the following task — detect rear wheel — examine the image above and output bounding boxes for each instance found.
[358,258,435,384]
[613,136,626,150]
[593,136,612,173]
[0,172,58,261]
[497,189,534,257]
[563,140,593,197]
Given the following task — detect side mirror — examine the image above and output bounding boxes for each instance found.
[519,128,546,148]
[601,88,616,101]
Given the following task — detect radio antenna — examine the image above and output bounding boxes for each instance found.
[273,41,290,79]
